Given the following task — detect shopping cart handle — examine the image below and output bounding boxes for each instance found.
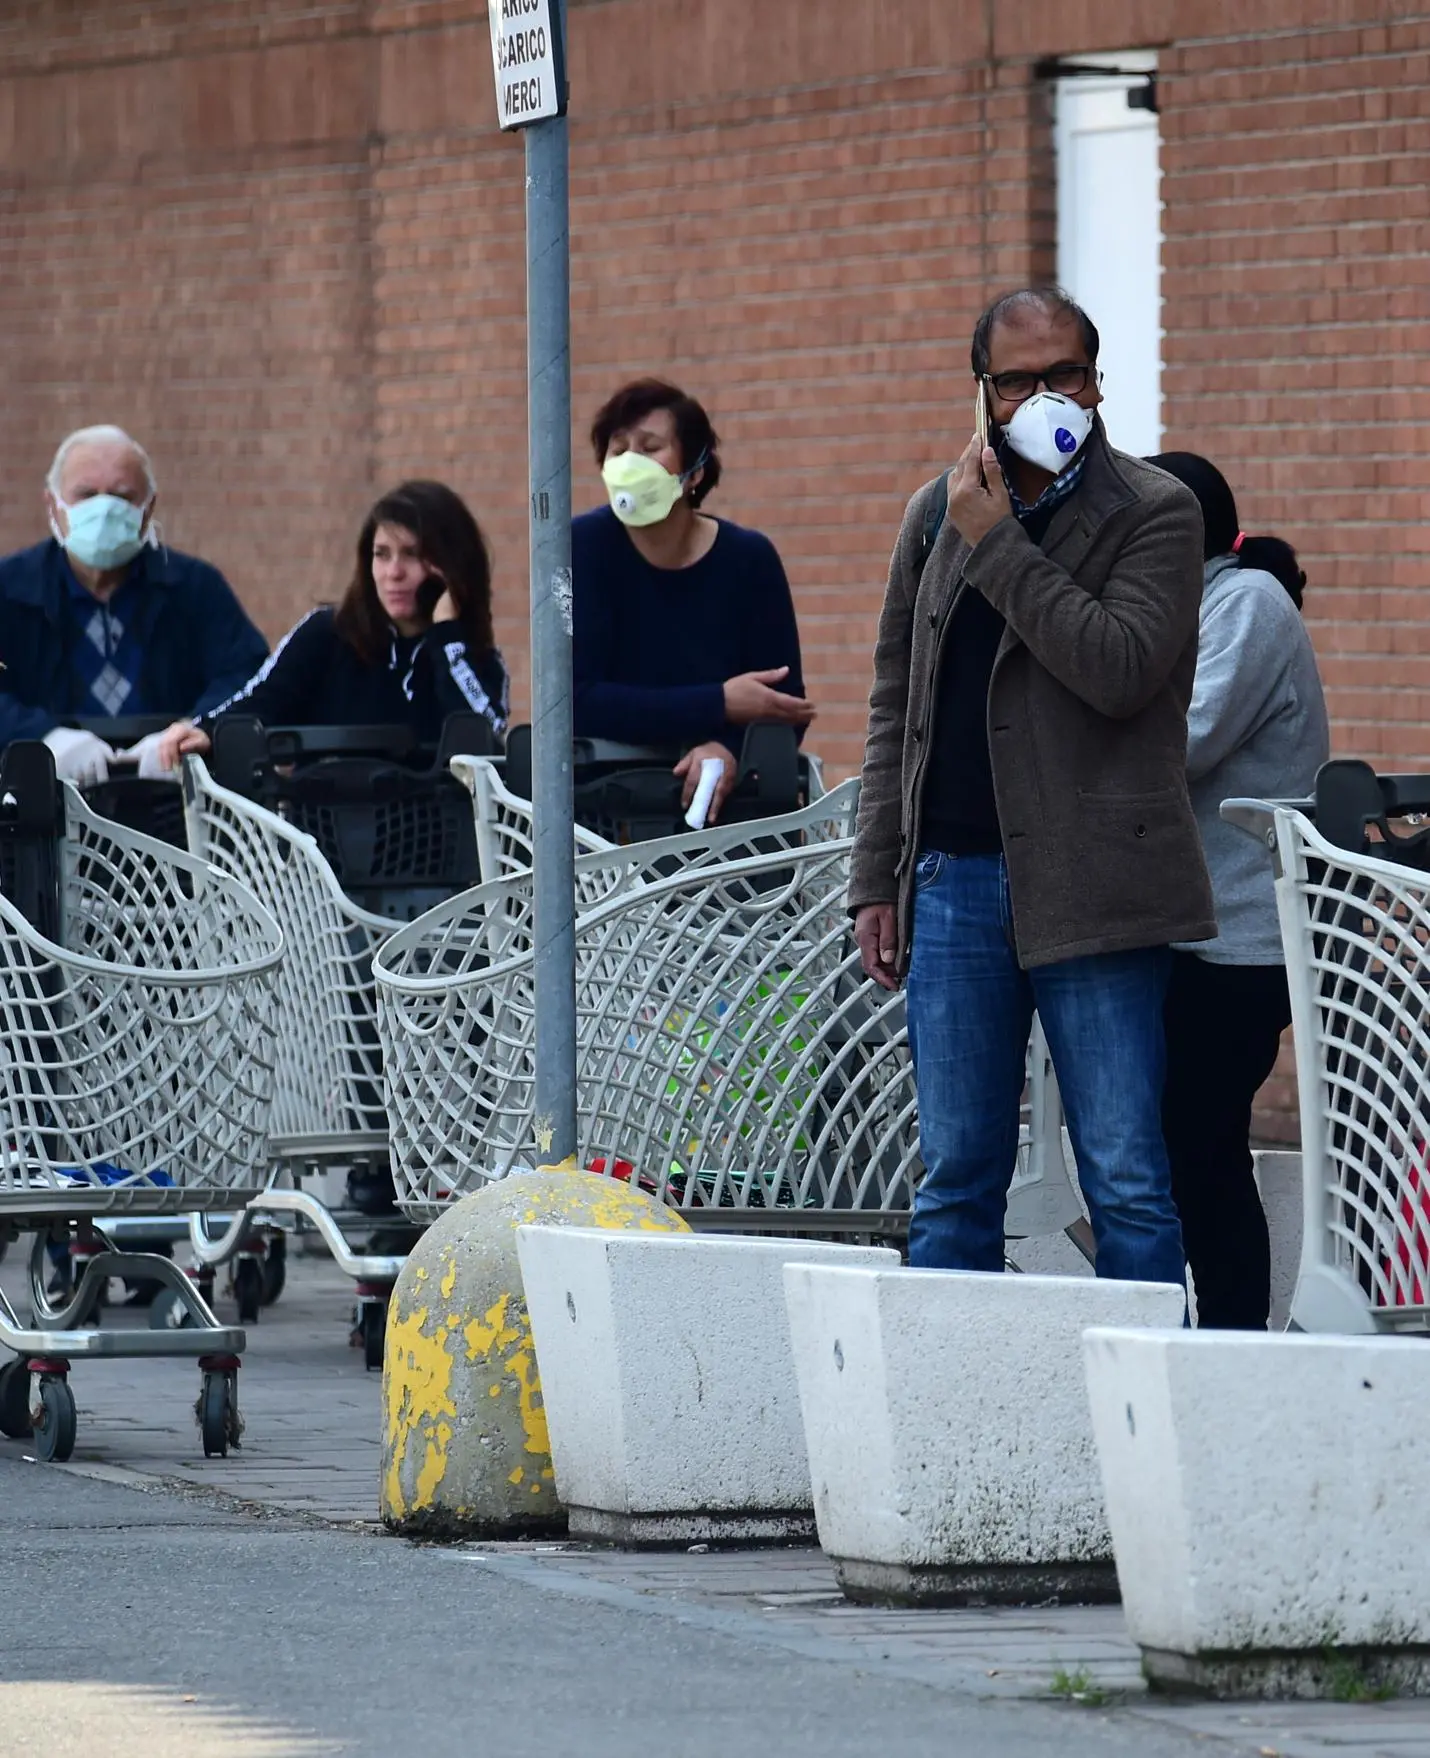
[1220,796,1311,847]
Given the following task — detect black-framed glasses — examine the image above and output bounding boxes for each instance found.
[983,364,1097,403]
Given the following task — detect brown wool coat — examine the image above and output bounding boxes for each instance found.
[849,423,1217,971]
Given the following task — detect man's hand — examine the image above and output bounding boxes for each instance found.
[674,741,737,823]
[946,434,1013,548]
[722,667,816,728]
[150,719,212,774]
[853,903,900,991]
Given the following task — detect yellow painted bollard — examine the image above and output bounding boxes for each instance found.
[380,1169,688,1537]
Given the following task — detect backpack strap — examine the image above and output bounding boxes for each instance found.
[915,472,949,580]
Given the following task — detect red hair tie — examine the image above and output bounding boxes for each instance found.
[1231,531,1246,554]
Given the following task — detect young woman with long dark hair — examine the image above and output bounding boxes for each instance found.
[154,479,507,765]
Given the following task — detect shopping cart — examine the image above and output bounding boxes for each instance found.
[451,754,615,882]
[209,713,497,920]
[503,722,822,847]
[376,785,1084,1251]
[1226,759,1430,1335]
[178,753,415,1365]
[63,714,189,850]
[0,741,282,1460]
[180,718,501,1364]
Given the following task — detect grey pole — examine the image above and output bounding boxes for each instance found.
[524,2,577,1167]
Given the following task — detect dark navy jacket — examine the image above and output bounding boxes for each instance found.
[0,539,270,743]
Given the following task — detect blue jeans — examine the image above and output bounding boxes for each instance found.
[905,851,1185,1287]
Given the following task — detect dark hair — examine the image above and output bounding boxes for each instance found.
[971,287,1101,379]
[588,377,722,508]
[1147,452,1306,610]
[335,480,495,665]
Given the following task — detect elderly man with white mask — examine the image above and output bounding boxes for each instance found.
[0,425,268,782]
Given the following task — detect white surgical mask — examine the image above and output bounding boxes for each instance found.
[1001,392,1093,477]
[51,493,150,571]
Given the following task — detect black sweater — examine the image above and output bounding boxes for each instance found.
[199,606,508,743]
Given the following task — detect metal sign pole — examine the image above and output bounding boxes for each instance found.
[488,0,575,1164]
[520,2,576,1167]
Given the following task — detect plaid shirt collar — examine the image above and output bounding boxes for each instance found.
[1004,450,1087,523]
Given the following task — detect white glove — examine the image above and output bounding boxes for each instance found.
[42,727,114,787]
[130,730,175,780]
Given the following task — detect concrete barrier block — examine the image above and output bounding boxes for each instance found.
[784,1266,1184,1606]
[1084,1327,1430,1698]
[516,1228,896,1545]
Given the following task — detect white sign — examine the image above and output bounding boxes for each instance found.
[489,0,565,131]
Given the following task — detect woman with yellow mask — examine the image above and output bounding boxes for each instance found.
[573,378,814,824]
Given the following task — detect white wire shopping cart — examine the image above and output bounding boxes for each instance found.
[1227,760,1430,1335]
[0,744,282,1461]
[180,753,434,1366]
[375,782,1085,1249]
[452,754,615,881]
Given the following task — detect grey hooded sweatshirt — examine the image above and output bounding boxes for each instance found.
[1175,555,1329,963]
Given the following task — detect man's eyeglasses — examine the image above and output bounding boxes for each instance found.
[982,364,1097,404]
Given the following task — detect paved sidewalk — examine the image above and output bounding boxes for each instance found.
[3,1240,1427,1757]
[450,1545,1430,1758]
[0,1238,382,1523]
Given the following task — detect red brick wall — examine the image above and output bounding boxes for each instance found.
[2,1,1427,1141]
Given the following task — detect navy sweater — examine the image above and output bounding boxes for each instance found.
[200,607,509,743]
[572,506,805,753]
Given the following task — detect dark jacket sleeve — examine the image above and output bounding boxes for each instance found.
[425,623,510,739]
[196,608,332,727]
[848,488,926,913]
[0,692,61,743]
[0,544,64,741]
[182,561,272,719]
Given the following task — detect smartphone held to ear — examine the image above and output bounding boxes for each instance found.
[972,386,989,486]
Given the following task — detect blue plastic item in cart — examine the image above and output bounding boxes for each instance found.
[54,1162,174,1187]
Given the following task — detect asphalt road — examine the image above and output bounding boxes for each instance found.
[0,1458,1231,1758]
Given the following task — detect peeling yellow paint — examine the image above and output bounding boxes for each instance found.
[440,1257,457,1300]
[462,1291,551,1464]
[508,1466,524,1486]
[381,1303,458,1522]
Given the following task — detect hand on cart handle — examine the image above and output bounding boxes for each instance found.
[151,719,212,774]
[674,741,737,825]
[42,726,115,787]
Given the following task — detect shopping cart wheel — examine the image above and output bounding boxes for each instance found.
[33,1375,76,1463]
[148,1288,196,1331]
[198,1369,240,1459]
[261,1231,287,1306]
[232,1257,263,1326]
[358,1301,386,1373]
[0,1357,33,1439]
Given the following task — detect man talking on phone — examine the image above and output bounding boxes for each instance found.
[849,287,1212,1285]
